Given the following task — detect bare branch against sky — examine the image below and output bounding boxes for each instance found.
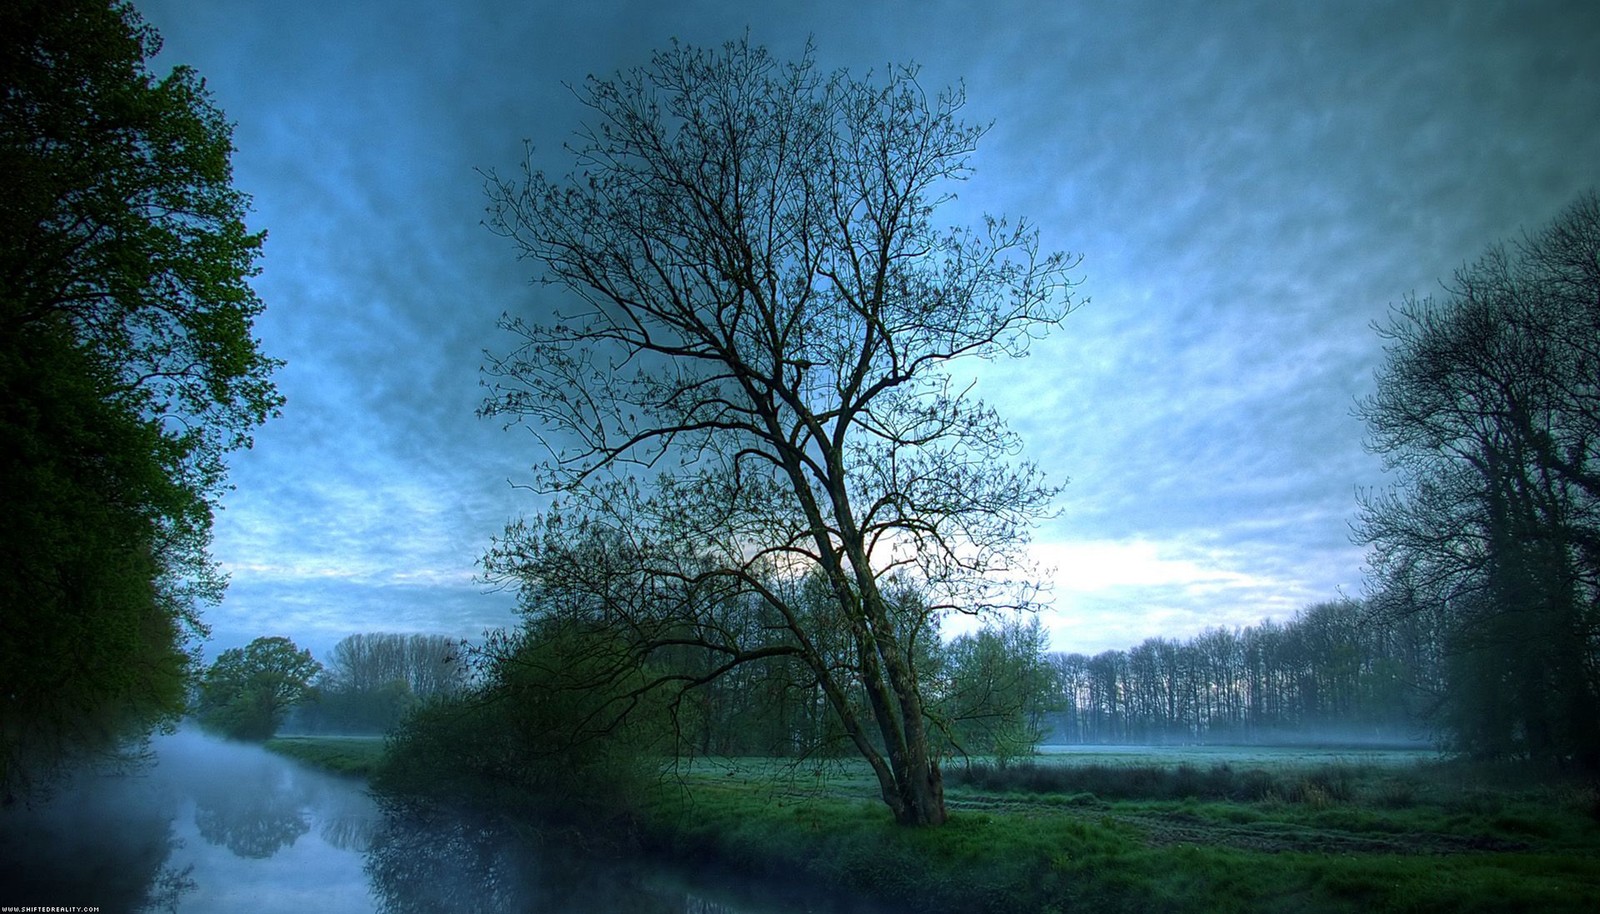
[134,0,1600,660]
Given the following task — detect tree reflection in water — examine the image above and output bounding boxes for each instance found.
[186,736,379,860]
[192,794,309,859]
[368,810,702,914]
[365,807,893,914]
[142,863,198,914]
[320,805,376,852]
[0,758,193,912]
[3,731,883,913]
[190,759,310,858]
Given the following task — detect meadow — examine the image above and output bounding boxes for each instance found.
[269,739,1600,912]
[264,735,385,778]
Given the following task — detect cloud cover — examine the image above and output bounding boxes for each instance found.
[135,0,1600,660]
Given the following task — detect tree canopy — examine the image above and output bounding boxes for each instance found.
[196,637,321,741]
[294,633,466,734]
[480,37,1077,825]
[1,0,281,796]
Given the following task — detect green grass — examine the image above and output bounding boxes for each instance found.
[267,737,1600,912]
[264,735,386,778]
[646,754,1600,913]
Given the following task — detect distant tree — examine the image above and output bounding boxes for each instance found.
[480,38,1077,826]
[1357,192,1600,770]
[1043,600,1427,746]
[323,632,464,697]
[196,637,321,741]
[0,0,282,795]
[298,633,466,733]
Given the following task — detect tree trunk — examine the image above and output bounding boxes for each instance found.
[860,586,949,826]
[885,731,947,826]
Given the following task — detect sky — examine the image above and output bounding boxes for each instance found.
[134,0,1600,663]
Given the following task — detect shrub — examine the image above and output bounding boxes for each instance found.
[373,622,670,833]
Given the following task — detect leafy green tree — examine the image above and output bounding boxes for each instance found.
[481,37,1075,827]
[0,0,281,795]
[936,615,1056,766]
[197,637,321,741]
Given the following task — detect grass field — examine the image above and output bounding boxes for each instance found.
[272,738,1600,912]
[264,734,386,778]
[654,748,1600,912]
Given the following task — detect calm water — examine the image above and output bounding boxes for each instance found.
[0,730,889,913]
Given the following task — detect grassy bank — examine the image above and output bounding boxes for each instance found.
[643,755,1600,913]
[264,735,386,778]
[267,737,1600,912]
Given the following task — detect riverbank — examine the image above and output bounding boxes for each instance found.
[265,735,386,778]
[267,740,1600,913]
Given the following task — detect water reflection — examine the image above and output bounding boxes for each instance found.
[0,731,895,914]
[143,863,199,914]
[0,729,378,912]
[0,759,185,911]
[192,775,310,858]
[368,814,543,913]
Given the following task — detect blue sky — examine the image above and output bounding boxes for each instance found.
[137,0,1600,662]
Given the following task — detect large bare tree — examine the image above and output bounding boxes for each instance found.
[480,38,1078,826]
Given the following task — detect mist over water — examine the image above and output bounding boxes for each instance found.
[1,729,379,912]
[0,730,894,913]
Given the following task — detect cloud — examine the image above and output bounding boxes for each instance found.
[1033,539,1275,594]
[1023,536,1334,654]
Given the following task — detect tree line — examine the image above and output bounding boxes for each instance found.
[292,633,466,734]
[194,633,467,740]
[1046,600,1427,746]
[636,596,1439,756]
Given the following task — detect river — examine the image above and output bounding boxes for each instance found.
[0,730,889,913]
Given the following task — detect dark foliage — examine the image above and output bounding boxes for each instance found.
[196,637,321,741]
[373,620,669,833]
[1357,192,1600,771]
[0,0,281,797]
[948,758,1362,804]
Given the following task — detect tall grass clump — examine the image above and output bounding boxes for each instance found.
[949,759,1373,804]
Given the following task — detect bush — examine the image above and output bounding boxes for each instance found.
[373,622,669,833]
